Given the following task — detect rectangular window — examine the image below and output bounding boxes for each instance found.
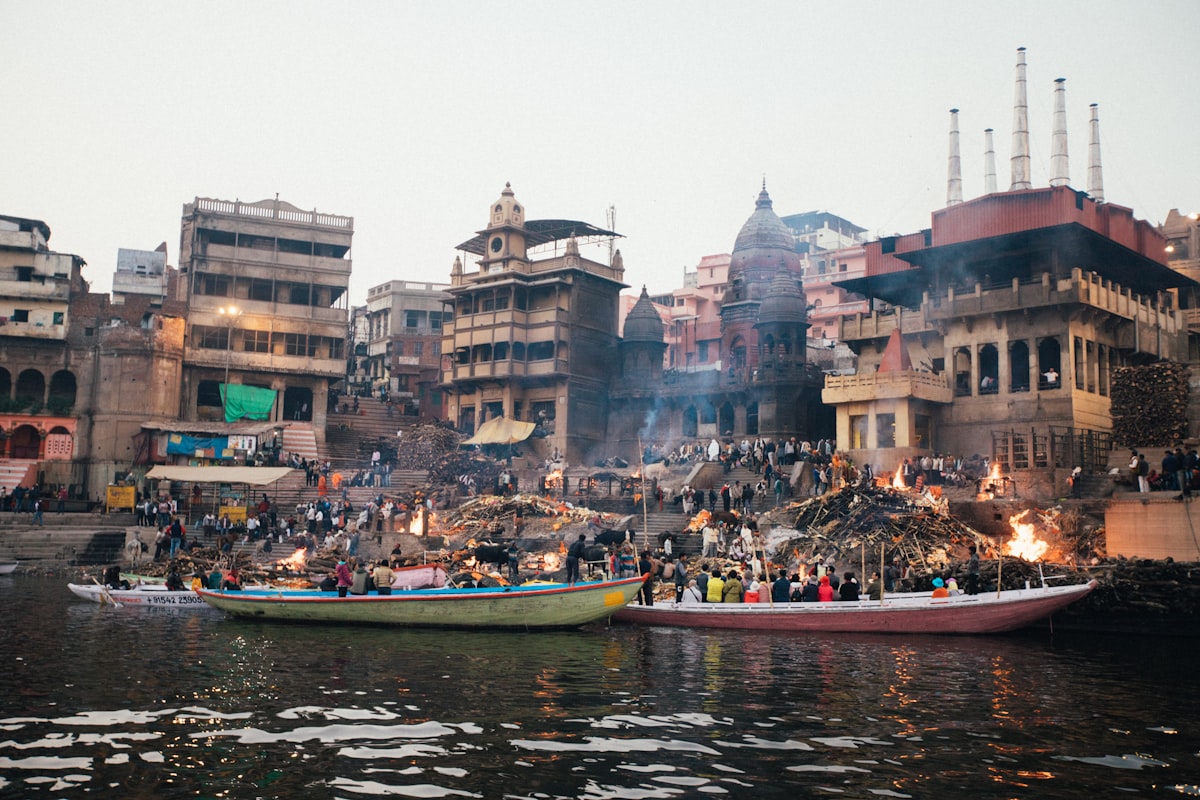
[432,341,441,356]
[53,311,64,325]
[876,413,896,448]
[430,315,442,331]
[196,325,229,349]
[850,415,867,449]
[406,310,420,328]
[284,333,309,356]
[698,341,709,362]
[413,341,424,357]
[395,341,403,357]
[11,309,29,322]
[242,329,270,353]
[199,274,230,296]
[249,279,273,302]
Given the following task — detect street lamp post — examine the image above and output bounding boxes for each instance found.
[219,305,240,421]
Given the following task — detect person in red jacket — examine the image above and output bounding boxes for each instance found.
[817,574,834,602]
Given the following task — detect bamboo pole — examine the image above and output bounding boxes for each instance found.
[638,435,649,552]
[879,543,885,606]
[996,547,1003,599]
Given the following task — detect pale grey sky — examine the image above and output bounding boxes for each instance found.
[3,1,1197,304]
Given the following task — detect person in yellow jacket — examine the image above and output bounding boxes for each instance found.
[705,565,724,603]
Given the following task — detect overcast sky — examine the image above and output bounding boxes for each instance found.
[3,1,1197,304]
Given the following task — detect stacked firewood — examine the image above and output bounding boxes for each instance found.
[439,492,608,537]
[1110,362,1189,447]
[394,424,466,470]
[776,485,990,576]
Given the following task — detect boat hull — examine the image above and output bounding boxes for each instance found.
[612,581,1097,635]
[196,576,645,629]
[67,583,211,609]
[0,562,17,575]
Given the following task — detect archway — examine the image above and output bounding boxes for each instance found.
[15,369,44,408]
[682,406,698,438]
[49,370,77,412]
[1009,341,1030,393]
[979,344,999,394]
[1038,337,1062,389]
[746,402,759,436]
[953,348,971,396]
[719,401,735,436]
[9,424,41,459]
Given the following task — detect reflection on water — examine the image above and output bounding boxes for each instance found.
[0,576,1196,798]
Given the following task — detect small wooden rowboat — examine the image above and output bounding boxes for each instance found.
[67,582,212,609]
[0,562,18,575]
[612,580,1097,635]
[195,575,645,629]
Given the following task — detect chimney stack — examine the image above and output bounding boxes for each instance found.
[1087,103,1105,202]
[1049,78,1070,187]
[947,108,963,206]
[983,128,998,194]
[1010,47,1032,190]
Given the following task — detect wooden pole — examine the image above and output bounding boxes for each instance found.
[638,435,649,552]
[996,546,1003,599]
[860,543,865,592]
[879,544,885,605]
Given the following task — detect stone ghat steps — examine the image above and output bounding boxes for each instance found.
[0,526,130,566]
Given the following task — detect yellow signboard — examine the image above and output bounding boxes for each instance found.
[219,505,247,523]
[106,485,136,512]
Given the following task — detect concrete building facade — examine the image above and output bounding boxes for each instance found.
[176,197,353,437]
[364,279,451,418]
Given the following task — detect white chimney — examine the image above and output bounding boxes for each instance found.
[1049,78,1070,187]
[983,128,998,194]
[947,108,963,206]
[1010,47,1032,190]
[1087,103,1105,202]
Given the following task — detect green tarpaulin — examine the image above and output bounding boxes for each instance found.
[220,384,277,423]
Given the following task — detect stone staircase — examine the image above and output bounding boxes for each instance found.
[0,514,136,566]
[0,459,38,491]
[282,425,319,461]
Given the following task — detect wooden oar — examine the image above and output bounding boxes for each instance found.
[92,577,123,608]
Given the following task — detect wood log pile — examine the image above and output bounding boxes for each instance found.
[774,485,990,576]
[394,424,466,470]
[438,492,612,539]
[427,452,502,492]
[1110,361,1189,447]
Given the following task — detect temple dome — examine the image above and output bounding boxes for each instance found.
[728,182,802,300]
[756,269,807,325]
[623,286,664,343]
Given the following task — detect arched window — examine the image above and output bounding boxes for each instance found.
[1038,338,1062,390]
[953,348,972,397]
[15,369,45,409]
[1009,342,1030,393]
[979,344,999,394]
[48,370,77,413]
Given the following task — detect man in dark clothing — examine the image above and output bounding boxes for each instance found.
[966,545,981,595]
[566,534,585,585]
[637,550,655,605]
[673,555,688,603]
[771,572,792,604]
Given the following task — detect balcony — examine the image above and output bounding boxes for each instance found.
[822,369,953,405]
[198,242,351,276]
[185,347,344,378]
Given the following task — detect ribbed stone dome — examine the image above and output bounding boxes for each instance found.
[757,269,807,325]
[728,183,802,298]
[623,286,664,343]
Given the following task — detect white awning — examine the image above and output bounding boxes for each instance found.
[144,466,294,486]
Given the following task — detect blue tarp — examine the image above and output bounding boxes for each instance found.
[166,433,236,460]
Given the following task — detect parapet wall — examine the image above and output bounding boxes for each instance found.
[1105,497,1200,561]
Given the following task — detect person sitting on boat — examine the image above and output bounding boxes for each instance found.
[191,569,206,591]
[722,570,744,603]
[931,577,949,598]
[839,572,861,602]
[817,575,834,602]
[103,565,130,590]
[705,567,725,603]
[318,571,338,592]
[335,560,353,597]
[946,576,961,596]
[222,567,242,591]
[680,579,703,604]
[373,561,394,595]
[165,565,184,592]
[207,566,223,590]
[865,571,883,600]
[800,575,820,602]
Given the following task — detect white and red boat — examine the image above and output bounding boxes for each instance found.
[612,580,1097,635]
[67,582,211,609]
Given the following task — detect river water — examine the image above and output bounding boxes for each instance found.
[0,574,1196,798]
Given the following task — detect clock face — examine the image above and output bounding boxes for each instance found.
[490,236,503,253]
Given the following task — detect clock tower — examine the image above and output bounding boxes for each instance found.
[478,182,528,273]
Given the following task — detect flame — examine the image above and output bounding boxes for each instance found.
[686,509,712,532]
[277,547,308,571]
[1003,511,1050,561]
[543,552,561,571]
[892,463,906,490]
[988,462,1003,482]
[409,510,436,536]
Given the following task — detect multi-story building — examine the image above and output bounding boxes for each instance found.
[441,183,625,462]
[364,280,451,418]
[112,245,172,305]
[175,196,353,437]
[664,253,728,374]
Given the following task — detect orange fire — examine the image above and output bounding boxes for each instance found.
[543,552,561,571]
[277,547,308,572]
[410,510,436,536]
[892,463,906,490]
[1003,511,1050,561]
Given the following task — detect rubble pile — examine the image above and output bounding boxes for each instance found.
[775,485,990,576]
[427,451,502,492]
[394,424,466,471]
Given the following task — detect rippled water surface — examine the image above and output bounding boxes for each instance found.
[0,575,1197,798]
